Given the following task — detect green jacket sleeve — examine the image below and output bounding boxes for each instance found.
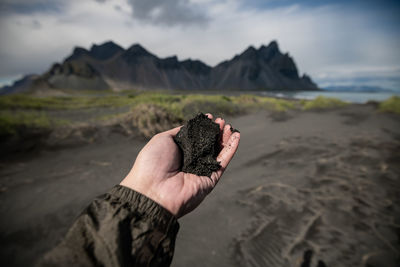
[37,185,180,267]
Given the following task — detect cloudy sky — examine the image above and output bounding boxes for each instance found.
[0,0,399,89]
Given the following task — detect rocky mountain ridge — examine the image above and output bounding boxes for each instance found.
[1,40,318,93]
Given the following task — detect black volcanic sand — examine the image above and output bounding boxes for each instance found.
[174,113,222,177]
[0,104,400,267]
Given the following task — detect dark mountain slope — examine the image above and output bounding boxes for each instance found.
[1,40,318,93]
[209,42,316,90]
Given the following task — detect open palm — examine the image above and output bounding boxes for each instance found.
[120,114,240,218]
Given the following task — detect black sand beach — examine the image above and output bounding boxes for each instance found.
[0,104,399,266]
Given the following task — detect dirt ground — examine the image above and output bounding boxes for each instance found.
[0,104,399,266]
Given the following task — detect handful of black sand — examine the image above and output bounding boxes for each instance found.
[173,113,223,177]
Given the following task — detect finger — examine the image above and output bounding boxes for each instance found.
[222,124,232,146]
[214,132,240,180]
[214,117,225,131]
[164,125,182,137]
[205,113,213,120]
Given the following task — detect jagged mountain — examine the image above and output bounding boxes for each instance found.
[1,41,318,94]
[209,41,316,90]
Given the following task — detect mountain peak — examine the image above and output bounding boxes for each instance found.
[122,44,156,64]
[90,41,120,50]
[89,41,124,60]
[259,40,281,61]
[238,46,258,60]
[65,41,124,62]
[66,47,89,61]
[266,40,279,50]
[244,45,257,52]
[126,44,152,56]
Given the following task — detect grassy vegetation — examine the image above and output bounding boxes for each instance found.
[302,96,348,110]
[130,103,183,138]
[0,111,52,138]
[1,92,353,141]
[0,92,300,113]
[0,94,138,110]
[127,93,300,121]
[379,96,400,114]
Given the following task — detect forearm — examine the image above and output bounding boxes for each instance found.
[37,185,179,267]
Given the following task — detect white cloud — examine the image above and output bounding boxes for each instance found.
[0,0,399,89]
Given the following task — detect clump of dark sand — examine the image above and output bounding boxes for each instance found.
[174,113,222,177]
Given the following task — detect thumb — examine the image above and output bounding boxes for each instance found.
[164,125,183,137]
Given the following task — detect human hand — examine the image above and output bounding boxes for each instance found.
[120,114,240,218]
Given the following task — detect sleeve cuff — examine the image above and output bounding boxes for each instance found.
[109,185,179,232]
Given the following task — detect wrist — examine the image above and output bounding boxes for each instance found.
[120,177,179,217]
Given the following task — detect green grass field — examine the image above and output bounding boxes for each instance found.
[1,92,398,140]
